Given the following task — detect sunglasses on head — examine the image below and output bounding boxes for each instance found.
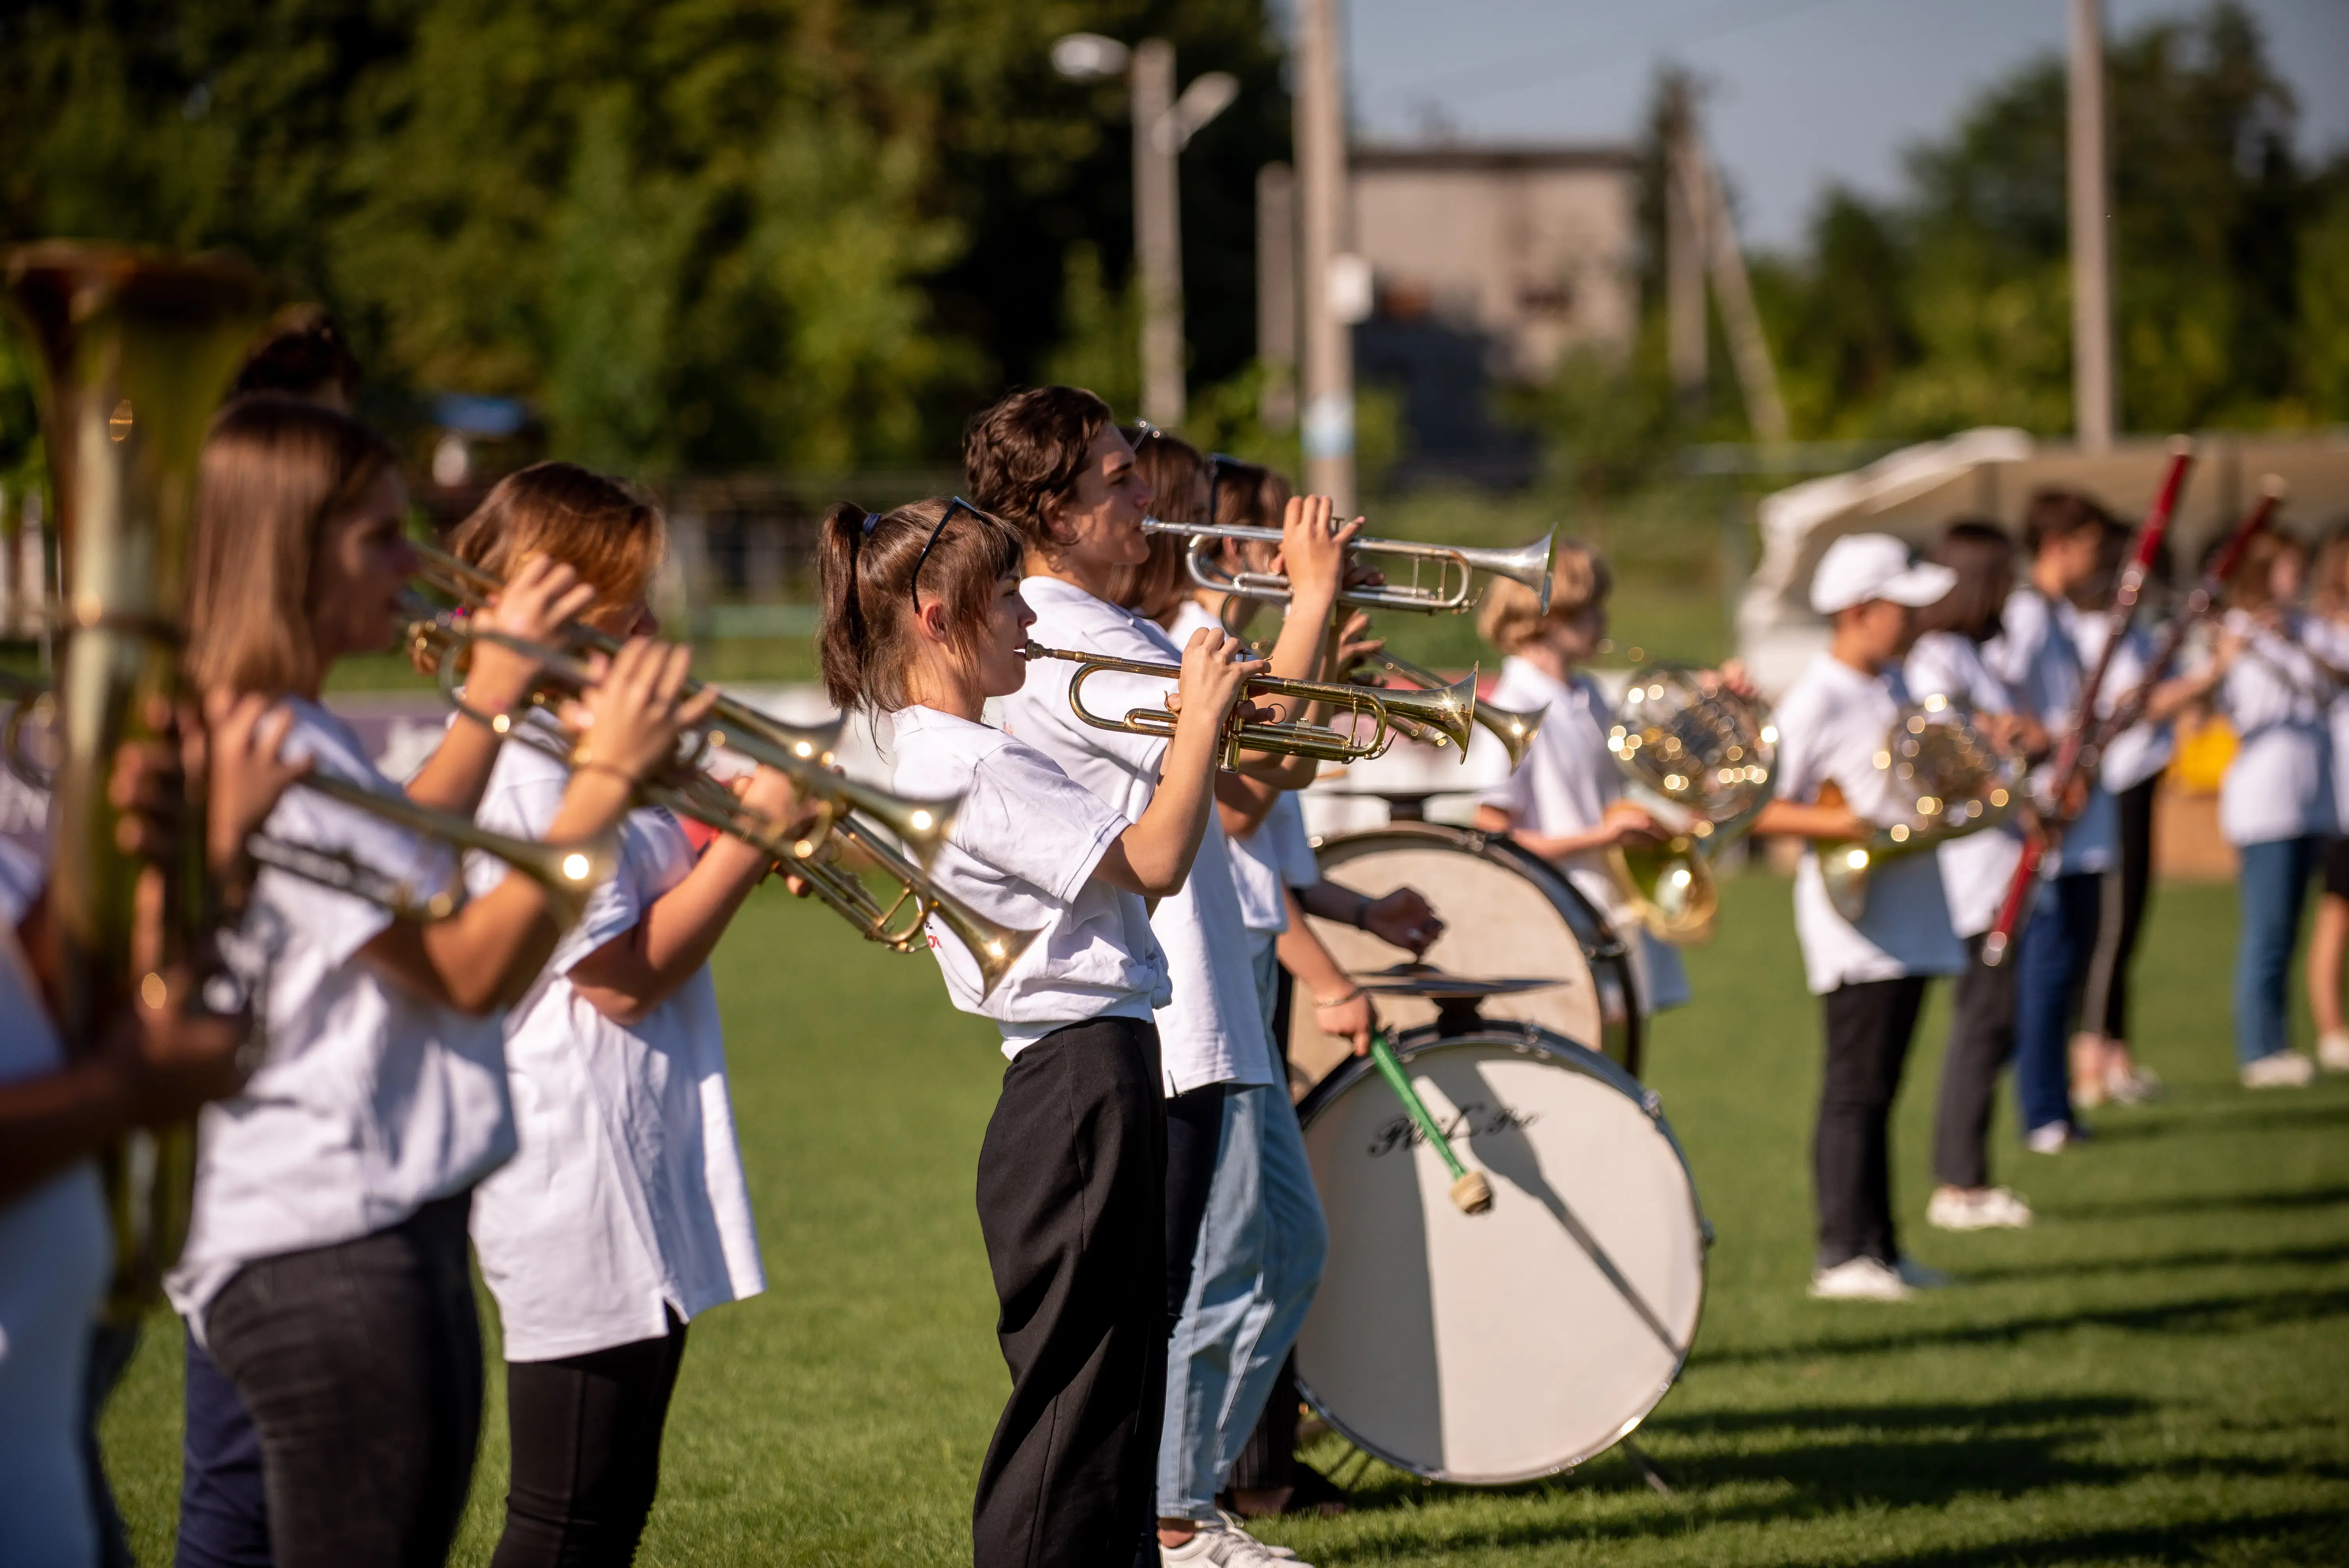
[908,496,990,607]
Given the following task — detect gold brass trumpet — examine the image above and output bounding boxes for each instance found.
[429,625,961,870]
[791,815,1040,1000]
[1605,666,1779,945]
[1024,640,1477,765]
[408,541,849,768]
[1818,695,2016,923]
[1360,649,1547,768]
[1142,517,1556,616]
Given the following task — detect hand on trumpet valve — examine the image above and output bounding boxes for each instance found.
[1331,609,1385,681]
[725,765,827,858]
[1169,627,1268,731]
[1270,493,1360,609]
[559,638,719,789]
[463,554,599,715]
[1362,887,1445,958]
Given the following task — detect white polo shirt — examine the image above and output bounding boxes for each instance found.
[463,736,765,1363]
[1905,631,2028,939]
[1982,589,2117,876]
[891,704,1169,1055]
[0,927,107,1568]
[1002,576,1278,1094]
[1473,656,1692,1013]
[168,698,516,1338]
[2216,609,2336,846]
[1774,654,1966,994]
[1164,601,1317,940]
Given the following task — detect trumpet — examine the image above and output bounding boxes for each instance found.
[429,624,961,871]
[407,541,849,768]
[1142,517,1556,616]
[791,815,1040,999]
[1817,696,2016,923]
[1024,640,1477,765]
[1605,666,1779,944]
[1360,649,1547,768]
[258,774,618,926]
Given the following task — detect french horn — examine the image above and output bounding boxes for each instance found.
[1605,666,1778,944]
[1817,695,2016,923]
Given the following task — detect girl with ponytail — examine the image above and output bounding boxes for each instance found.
[816,494,1261,1568]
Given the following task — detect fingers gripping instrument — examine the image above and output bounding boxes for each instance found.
[1982,442,2195,967]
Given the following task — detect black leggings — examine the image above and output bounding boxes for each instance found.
[492,1312,690,1568]
[205,1194,482,1568]
[2078,775,2158,1041]
[1933,934,2019,1190]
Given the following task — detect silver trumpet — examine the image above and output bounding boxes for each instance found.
[1817,695,2016,923]
[1142,517,1556,616]
[1604,666,1779,944]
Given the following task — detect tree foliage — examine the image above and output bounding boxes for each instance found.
[0,0,1289,471]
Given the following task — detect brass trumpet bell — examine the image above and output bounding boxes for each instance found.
[1142,518,1556,615]
[794,817,1041,999]
[1611,833,1722,945]
[1366,649,1546,768]
[1604,666,1777,945]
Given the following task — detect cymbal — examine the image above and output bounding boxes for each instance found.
[1352,963,1560,1001]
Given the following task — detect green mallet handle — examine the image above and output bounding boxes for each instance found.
[1369,1032,1493,1213]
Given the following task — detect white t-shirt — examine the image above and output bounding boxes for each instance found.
[2299,615,2349,832]
[1982,589,2116,876]
[890,704,1169,1056]
[1002,576,1278,1094]
[464,738,765,1363]
[1773,654,1966,994]
[1472,656,1692,1014]
[2216,608,2337,846]
[168,698,516,1336]
[1166,600,1314,938]
[2071,616,2177,793]
[1905,631,2028,939]
[0,929,107,1568]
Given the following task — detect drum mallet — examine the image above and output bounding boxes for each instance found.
[1368,1032,1494,1214]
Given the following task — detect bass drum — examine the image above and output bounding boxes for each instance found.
[1294,1023,1709,1484]
[1288,824,1640,1094]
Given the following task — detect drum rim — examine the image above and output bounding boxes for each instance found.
[1293,1020,1711,1485]
[1308,822,1643,1076]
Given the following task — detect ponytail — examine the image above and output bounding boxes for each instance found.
[814,496,1025,716]
[816,501,875,711]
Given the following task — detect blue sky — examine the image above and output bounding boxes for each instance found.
[1337,0,2349,253]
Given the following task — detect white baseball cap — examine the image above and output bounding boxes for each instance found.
[1809,533,1958,615]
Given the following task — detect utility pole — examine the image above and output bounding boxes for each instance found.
[1256,162,1298,432]
[1663,72,1707,411]
[1682,139,1789,446]
[2068,0,2115,450]
[1295,0,1354,511]
[1131,40,1185,428]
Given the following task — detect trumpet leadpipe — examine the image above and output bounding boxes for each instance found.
[1141,519,1555,615]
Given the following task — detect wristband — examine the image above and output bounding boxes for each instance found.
[1315,985,1365,1009]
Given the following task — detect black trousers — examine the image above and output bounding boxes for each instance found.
[2079,775,2159,1041]
[492,1311,689,1568]
[176,1327,271,1568]
[1164,1083,1228,1333]
[973,1016,1167,1568]
[1816,976,1929,1270]
[205,1193,483,1568]
[1933,935,2019,1190]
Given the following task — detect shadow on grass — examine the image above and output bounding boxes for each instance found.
[1949,1242,2349,1283]
[2076,1097,2349,1142]
[1687,1284,2349,1369]
[1868,1507,2349,1566]
[2042,1183,2349,1221]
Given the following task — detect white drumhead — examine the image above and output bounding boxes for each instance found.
[1296,1032,1706,1483]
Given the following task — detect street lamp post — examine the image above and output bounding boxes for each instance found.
[1053,33,1237,429]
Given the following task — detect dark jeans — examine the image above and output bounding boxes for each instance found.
[1933,934,2019,1190]
[204,1193,483,1568]
[2236,836,2320,1064]
[2079,776,2158,1042]
[1229,966,1298,1500]
[2014,873,2102,1134]
[176,1327,271,1568]
[973,1016,1166,1568]
[492,1311,689,1568]
[1163,1083,1227,1334]
[1816,976,1929,1270]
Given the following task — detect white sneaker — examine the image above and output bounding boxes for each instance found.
[2105,1063,2163,1105]
[1895,1256,1956,1289]
[2241,1051,2317,1089]
[2319,1031,2349,1072]
[1161,1516,1310,1567]
[1928,1186,2034,1230]
[2025,1122,2073,1155]
[1808,1256,1913,1302]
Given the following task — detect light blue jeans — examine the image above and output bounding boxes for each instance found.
[2235,836,2318,1065]
[1158,939,1328,1518]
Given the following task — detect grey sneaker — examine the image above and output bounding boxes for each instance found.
[1161,1516,1309,1567]
[1808,1256,1912,1301]
[2241,1051,2316,1089]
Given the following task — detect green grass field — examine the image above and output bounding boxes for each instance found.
[100,873,2349,1565]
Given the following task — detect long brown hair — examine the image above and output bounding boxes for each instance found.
[186,395,399,694]
[1912,519,2015,642]
[816,498,1024,714]
[448,461,666,616]
[2224,527,2306,613]
[1115,426,1204,622]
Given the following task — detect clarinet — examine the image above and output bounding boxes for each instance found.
[1980,441,2194,968]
